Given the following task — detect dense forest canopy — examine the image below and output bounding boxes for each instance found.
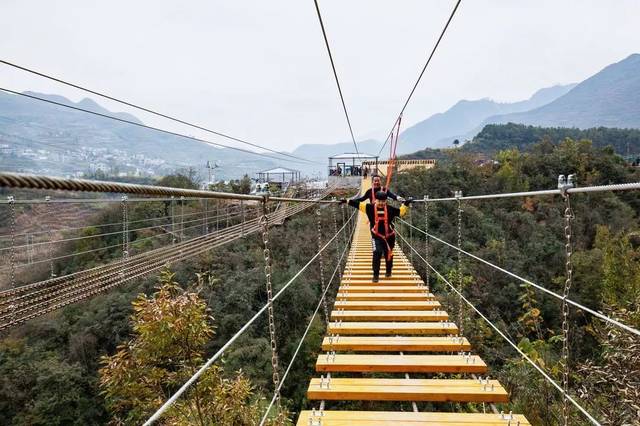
[401,123,640,162]
[1,128,639,425]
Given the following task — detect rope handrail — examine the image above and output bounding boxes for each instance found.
[0,206,259,250]
[414,182,640,203]
[398,218,640,338]
[396,231,601,426]
[0,172,339,204]
[143,210,356,425]
[258,215,354,425]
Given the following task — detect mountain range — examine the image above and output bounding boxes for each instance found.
[295,53,640,159]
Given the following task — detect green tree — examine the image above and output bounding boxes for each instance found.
[99,270,285,425]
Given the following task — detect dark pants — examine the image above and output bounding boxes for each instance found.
[372,234,395,278]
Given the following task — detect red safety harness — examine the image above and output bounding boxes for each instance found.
[371,204,395,261]
[369,186,386,203]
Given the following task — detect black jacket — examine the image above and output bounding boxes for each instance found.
[351,187,398,204]
[347,200,407,236]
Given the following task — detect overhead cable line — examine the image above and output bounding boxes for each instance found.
[312,0,360,156]
[0,60,315,164]
[377,0,462,157]
[396,232,601,426]
[0,88,318,165]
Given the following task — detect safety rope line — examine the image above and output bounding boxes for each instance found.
[143,210,355,425]
[396,231,602,426]
[0,219,218,273]
[0,211,221,252]
[415,181,640,202]
[260,199,282,407]
[0,172,339,203]
[258,213,354,426]
[398,218,640,338]
[0,207,235,241]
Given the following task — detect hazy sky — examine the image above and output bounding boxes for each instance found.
[2,0,639,153]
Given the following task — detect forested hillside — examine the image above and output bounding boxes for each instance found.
[402,123,640,161]
[394,139,640,424]
[1,137,639,425]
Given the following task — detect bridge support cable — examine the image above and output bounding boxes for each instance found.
[143,210,357,425]
[311,0,360,156]
[0,172,339,204]
[258,214,355,426]
[398,218,640,338]
[414,181,640,203]
[395,231,602,426]
[377,0,462,157]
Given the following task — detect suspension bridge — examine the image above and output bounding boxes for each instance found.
[1,1,639,424]
[1,170,639,426]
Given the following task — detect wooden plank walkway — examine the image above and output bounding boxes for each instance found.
[296,179,529,425]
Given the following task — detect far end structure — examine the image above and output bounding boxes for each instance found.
[256,167,301,190]
[328,152,379,188]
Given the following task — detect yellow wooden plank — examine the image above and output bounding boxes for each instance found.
[337,286,428,293]
[315,354,487,373]
[335,292,435,301]
[327,321,458,335]
[321,336,470,352]
[306,378,507,402]
[297,411,531,426]
[334,300,441,310]
[330,310,448,321]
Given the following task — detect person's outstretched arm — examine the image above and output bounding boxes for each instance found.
[386,189,399,201]
[351,188,370,203]
[399,197,413,217]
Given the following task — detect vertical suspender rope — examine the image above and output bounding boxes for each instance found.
[170,196,176,244]
[424,195,430,288]
[121,195,129,279]
[180,196,185,242]
[331,201,343,283]
[455,191,464,336]
[7,196,17,288]
[385,114,403,190]
[45,196,55,279]
[409,207,414,265]
[316,208,329,324]
[260,198,282,407]
[560,175,575,426]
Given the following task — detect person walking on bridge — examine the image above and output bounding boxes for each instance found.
[351,174,405,204]
[341,191,413,282]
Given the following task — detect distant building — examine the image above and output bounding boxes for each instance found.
[256,167,301,190]
[328,152,379,189]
